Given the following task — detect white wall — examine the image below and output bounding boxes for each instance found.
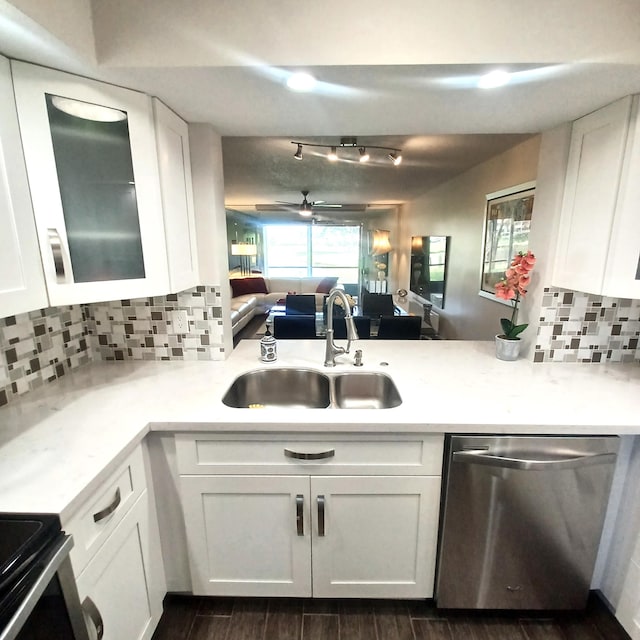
[189,123,233,355]
[400,136,541,340]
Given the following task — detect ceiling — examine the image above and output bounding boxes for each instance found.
[2,1,640,218]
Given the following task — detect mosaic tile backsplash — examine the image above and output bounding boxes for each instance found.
[535,287,640,363]
[2,284,638,408]
[0,305,92,407]
[84,286,226,362]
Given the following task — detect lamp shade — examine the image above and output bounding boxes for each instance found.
[371,230,392,255]
[231,242,257,256]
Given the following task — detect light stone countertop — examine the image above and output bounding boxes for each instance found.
[0,339,638,519]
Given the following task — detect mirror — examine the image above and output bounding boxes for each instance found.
[410,235,450,308]
[479,182,535,302]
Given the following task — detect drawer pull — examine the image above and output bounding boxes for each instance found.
[296,494,304,536]
[47,228,66,280]
[284,448,335,461]
[317,495,326,537]
[82,596,104,640]
[93,487,121,523]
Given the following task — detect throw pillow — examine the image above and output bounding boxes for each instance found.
[230,277,269,297]
[316,277,338,294]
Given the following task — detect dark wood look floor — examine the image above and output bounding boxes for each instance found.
[152,593,630,640]
[233,313,268,347]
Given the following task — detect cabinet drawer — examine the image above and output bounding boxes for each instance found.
[64,446,146,575]
[175,434,444,476]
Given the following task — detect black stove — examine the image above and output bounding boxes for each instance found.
[0,513,67,635]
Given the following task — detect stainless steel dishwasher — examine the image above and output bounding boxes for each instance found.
[436,435,619,610]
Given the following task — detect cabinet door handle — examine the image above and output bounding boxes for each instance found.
[284,448,335,460]
[296,494,304,536]
[47,228,66,280]
[317,495,325,537]
[82,596,104,640]
[93,487,121,523]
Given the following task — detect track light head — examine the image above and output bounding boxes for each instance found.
[327,146,338,161]
[359,147,370,163]
[294,143,303,160]
[388,151,402,166]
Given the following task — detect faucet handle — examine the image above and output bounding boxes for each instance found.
[354,349,363,367]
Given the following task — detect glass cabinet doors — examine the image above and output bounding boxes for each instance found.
[45,94,145,284]
[12,61,169,305]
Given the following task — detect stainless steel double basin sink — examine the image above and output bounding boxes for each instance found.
[222,368,402,410]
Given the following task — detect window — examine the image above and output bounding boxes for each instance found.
[264,224,360,283]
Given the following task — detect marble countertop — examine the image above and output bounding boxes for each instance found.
[1,339,639,518]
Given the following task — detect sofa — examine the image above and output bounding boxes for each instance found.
[229,276,339,336]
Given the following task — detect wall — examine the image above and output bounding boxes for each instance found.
[536,288,640,363]
[0,305,91,407]
[85,287,226,361]
[399,136,541,340]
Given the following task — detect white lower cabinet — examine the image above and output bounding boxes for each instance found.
[310,475,440,599]
[177,434,443,599]
[75,492,163,640]
[180,475,312,597]
[64,445,165,640]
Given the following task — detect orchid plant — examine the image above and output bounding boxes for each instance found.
[494,250,536,340]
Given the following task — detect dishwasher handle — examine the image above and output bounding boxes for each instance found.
[452,449,617,471]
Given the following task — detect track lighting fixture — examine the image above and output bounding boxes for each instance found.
[291,137,402,165]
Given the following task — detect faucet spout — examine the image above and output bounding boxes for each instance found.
[324,288,359,367]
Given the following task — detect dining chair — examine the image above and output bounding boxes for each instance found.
[332,316,371,339]
[273,314,317,338]
[376,315,422,339]
[285,294,316,316]
[361,293,394,318]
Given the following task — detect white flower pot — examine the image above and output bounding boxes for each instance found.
[495,334,521,361]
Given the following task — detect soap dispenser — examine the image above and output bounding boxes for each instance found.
[260,328,277,362]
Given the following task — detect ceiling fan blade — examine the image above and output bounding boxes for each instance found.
[255,203,297,211]
[312,203,342,208]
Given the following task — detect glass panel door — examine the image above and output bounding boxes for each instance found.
[45,94,145,283]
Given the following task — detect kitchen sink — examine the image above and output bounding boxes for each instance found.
[333,372,402,409]
[222,368,402,409]
[222,368,331,409]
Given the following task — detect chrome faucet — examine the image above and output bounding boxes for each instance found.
[324,288,359,367]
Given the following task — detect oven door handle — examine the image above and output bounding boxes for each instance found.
[0,535,90,640]
[82,596,104,640]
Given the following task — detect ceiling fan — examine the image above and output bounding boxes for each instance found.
[254,190,366,216]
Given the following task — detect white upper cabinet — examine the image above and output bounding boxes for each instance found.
[11,60,170,306]
[0,55,48,317]
[553,96,640,299]
[153,99,198,292]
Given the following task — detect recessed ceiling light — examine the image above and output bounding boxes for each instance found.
[286,72,317,92]
[477,70,511,89]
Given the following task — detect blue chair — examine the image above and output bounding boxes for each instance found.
[285,294,316,316]
[273,315,317,339]
[376,315,422,339]
[332,316,371,339]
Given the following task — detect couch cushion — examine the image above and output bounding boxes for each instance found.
[230,276,268,297]
[266,277,301,294]
[315,276,338,294]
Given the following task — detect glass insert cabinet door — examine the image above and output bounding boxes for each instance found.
[45,94,145,283]
[11,61,169,305]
